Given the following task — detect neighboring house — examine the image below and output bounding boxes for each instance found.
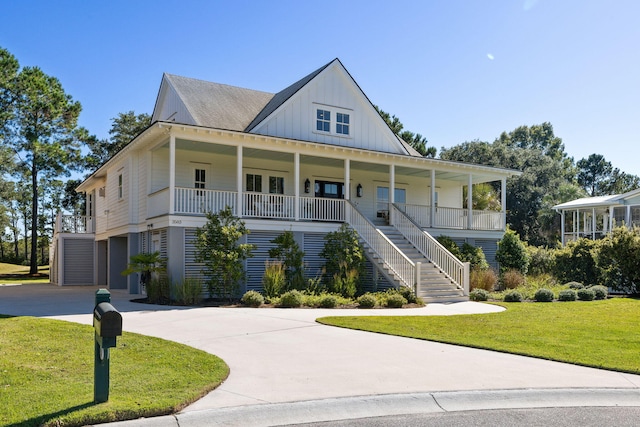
[554,188,640,246]
[50,58,519,302]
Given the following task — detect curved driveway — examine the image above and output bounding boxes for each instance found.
[2,284,640,424]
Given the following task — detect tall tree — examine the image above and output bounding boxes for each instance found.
[577,154,613,196]
[7,66,82,274]
[375,106,436,158]
[0,47,19,135]
[84,111,151,169]
[441,123,575,246]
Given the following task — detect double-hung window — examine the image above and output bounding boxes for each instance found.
[316,109,331,132]
[194,168,206,195]
[314,105,352,137]
[336,112,350,135]
[118,174,123,199]
[246,174,262,192]
[269,176,284,194]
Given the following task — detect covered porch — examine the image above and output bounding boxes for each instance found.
[144,129,510,231]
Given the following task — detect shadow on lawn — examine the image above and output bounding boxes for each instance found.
[6,401,97,427]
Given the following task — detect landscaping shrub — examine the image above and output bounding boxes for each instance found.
[262,260,285,299]
[596,226,640,294]
[577,288,595,301]
[385,293,407,308]
[566,282,584,290]
[590,285,608,300]
[269,230,306,291]
[320,224,365,297]
[172,277,203,305]
[241,290,264,307]
[398,286,419,304]
[279,290,303,308]
[461,243,489,271]
[500,269,525,289]
[147,277,171,304]
[436,235,463,260]
[318,294,338,308]
[553,238,600,285]
[496,228,530,274]
[469,288,489,301]
[534,288,554,302]
[558,289,577,302]
[195,207,255,300]
[503,290,523,302]
[471,268,497,291]
[526,245,556,276]
[357,293,377,308]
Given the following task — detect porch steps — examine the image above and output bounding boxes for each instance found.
[368,226,467,304]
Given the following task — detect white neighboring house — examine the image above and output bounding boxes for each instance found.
[554,188,640,246]
[50,58,519,302]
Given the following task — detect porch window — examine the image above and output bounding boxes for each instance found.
[269,176,284,194]
[246,174,262,192]
[194,168,206,189]
[336,113,350,135]
[316,109,330,132]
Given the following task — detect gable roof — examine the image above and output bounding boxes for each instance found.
[161,74,275,131]
[553,188,640,210]
[245,60,334,132]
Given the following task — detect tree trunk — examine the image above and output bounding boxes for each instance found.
[30,165,38,275]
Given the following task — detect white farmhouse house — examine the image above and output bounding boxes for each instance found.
[554,188,640,245]
[50,59,519,302]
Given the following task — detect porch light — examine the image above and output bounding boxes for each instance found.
[356,183,363,197]
[304,178,310,193]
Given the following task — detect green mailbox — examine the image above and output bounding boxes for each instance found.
[93,289,122,403]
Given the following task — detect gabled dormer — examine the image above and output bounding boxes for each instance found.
[247,59,412,155]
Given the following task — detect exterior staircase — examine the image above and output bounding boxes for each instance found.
[367,226,467,303]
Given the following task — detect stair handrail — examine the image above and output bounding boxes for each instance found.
[391,204,470,295]
[346,202,416,291]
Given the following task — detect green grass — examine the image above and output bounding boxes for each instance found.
[318,298,640,374]
[0,315,229,427]
[0,262,50,284]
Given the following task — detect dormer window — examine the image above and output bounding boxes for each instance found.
[316,109,331,132]
[314,104,352,137]
[336,113,349,135]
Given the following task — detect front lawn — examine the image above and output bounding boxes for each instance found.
[0,315,229,427]
[318,298,640,374]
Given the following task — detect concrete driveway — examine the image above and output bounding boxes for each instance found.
[2,283,640,425]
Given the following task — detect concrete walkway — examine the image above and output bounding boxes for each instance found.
[2,284,640,426]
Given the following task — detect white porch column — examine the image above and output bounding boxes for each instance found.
[237,145,243,216]
[344,158,350,200]
[294,153,300,221]
[467,174,473,229]
[431,169,436,227]
[560,210,566,246]
[389,163,395,225]
[627,205,632,228]
[501,177,507,230]
[592,207,596,240]
[169,134,175,215]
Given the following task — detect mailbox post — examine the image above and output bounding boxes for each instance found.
[93,289,122,403]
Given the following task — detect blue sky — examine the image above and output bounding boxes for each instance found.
[2,0,639,176]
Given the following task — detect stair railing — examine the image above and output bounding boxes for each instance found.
[346,202,417,292]
[391,204,470,295]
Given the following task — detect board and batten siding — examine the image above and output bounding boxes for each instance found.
[251,66,403,155]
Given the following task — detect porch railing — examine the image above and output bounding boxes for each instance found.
[397,203,504,231]
[347,202,416,291]
[56,214,92,233]
[243,193,295,219]
[300,196,345,222]
[392,204,469,295]
[174,187,237,215]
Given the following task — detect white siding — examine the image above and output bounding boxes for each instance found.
[153,80,195,125]
[105,160,129,229]
[251,64,405,155]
